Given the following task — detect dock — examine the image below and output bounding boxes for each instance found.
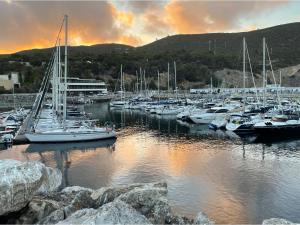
[13,109,35,145]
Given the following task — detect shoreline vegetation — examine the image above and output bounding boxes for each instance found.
[0,159,295,224]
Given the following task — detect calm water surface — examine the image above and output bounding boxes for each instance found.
[1,103,300,224]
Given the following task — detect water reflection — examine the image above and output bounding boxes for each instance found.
[24,139,116,187]
[1,103,300,223]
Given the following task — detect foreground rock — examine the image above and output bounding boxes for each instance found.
[0,160,62,216]
[57,200,150,225]
[262,218,294,225]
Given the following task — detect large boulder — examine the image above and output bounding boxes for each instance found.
[91,183,146,208]
[57,200,151,225]
[0,160,62,216]
[38,208,65,225]
[64,190,96,217]
[262,218,294,225]
[116,182,171,224]
[16,196,61,224]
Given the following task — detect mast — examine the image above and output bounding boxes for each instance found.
[143,69,146,97]
[210,76,213,94]
[263,37,266,108]
[120,64,123,101]
[58,38,61,115]
[139,67,142,94]
[157,70,160,102]
[12,78,15,110]
[174,61,177,100]
[52,50,56,112]
[167,62,170,98]
[243,37,246,110]
[136,70,139,94]
[123,71,125,100]
[63,14,68,129]
[279,70,282,87]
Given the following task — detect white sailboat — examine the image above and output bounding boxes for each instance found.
[25,15,116,143]
[25,126,116,143]
[110,64,127,108]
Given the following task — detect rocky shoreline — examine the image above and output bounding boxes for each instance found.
[0,159,296,224]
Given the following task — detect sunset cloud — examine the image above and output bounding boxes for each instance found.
[165,0,287,34]
[0,1,139,53]
[0,0,297,54]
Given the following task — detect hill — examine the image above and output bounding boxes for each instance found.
[1,22,300,93]
[138,22,300,67]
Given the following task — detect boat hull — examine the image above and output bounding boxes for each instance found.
[254,124,300,138]
[25,131,116,143]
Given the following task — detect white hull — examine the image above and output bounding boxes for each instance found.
[189,114,216,124]
[190,113,227,124]
[25,130,116,143]
[209,118,227,129]
[156,107,183,115]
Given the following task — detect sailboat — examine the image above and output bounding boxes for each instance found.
[25,15,116,143]
[110,64,127,108]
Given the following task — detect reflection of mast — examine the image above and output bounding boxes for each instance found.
[38,152,46,164]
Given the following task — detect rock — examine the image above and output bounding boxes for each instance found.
[57,200,150,225]
[0,160,45,216]
[56,208,97,225]
[64,190,95,217]
[0,159,62,216]
[195,212,214,225]
[58,186,94,206]
[61,186,93,196]
[16,196,61,224]
[116,182,171,224]
[168,215,194,225]
[262,218,294,225]
[38,209,65,225]
[91,183,146,208]
[38,167,62,194]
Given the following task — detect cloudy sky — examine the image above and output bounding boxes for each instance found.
[0,0,299,54]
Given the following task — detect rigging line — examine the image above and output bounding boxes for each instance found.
[246,43,259,103]
[266,43,282,109]
[53,16,66,48]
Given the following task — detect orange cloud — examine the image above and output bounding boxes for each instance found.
[115,11,134,28]
[165,0,288,34]
[143,12,171,35]
[0,1,140,54]
[117,35,142,46]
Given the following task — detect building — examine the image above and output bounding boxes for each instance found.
[0,72,20,90]
[52,77,108,95]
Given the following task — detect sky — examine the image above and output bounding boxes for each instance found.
[0,0,300,54]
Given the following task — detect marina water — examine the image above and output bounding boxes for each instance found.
[1,102,300,224]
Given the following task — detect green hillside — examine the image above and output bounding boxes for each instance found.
[1,22,300,93]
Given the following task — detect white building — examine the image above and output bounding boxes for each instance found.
[0,72,20,90]
[54,77,108,95]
